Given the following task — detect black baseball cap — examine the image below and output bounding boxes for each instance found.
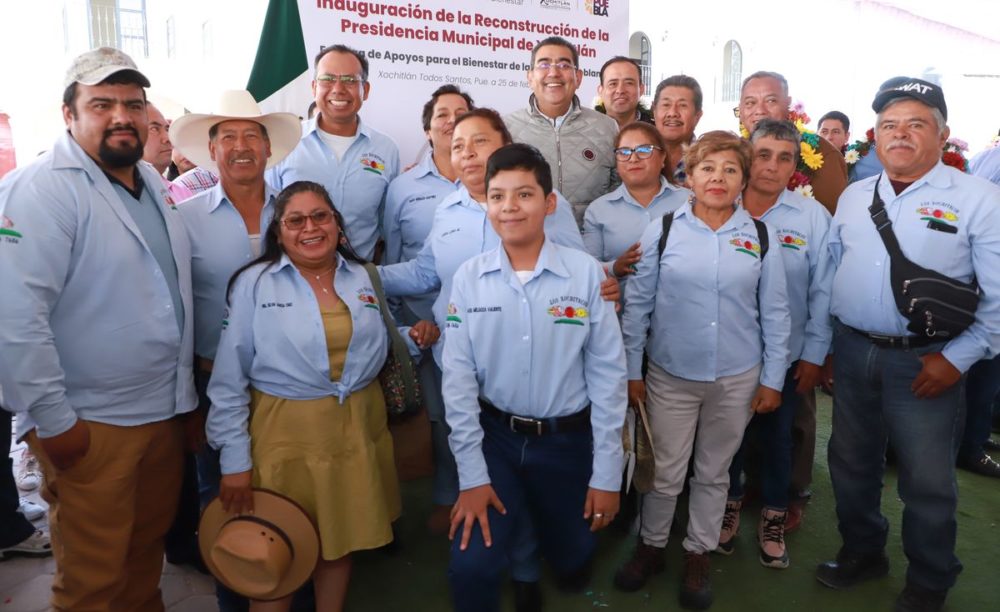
[871,77,947,121]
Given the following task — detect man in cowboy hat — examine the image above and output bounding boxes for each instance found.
[0,47,197,611]
[169,90,300,609]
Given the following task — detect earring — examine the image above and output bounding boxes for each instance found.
[687,193,696,206]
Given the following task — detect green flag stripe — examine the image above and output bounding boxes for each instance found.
[246,0,309,102]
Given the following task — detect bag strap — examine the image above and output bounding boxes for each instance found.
[752,218,769,260]
[867,177,906,259]
[657,211,675,257]
[362,262,419,408]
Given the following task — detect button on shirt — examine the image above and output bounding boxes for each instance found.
[622,203,792,391]
[754,190,834,365]
[442,239,627,492]
[178,181,278,360]
[207,254,417,475]
[382,152,457,323]
[829,163,1000,372]
[378,183,585,364]
[0,132,197,439]
[267,117,400,260]
[583,177,691,276]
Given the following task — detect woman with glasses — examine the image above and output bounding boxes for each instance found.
[583,122,691,288]
[206,181,439,612]
[382,85,473,535]
[614,132,791,610]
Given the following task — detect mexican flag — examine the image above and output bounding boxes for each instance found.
[246,0,313,116]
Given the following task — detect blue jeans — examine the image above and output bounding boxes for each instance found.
[448,413,596,612]
[959,355,1000,461]
[728,365,797,510]
[828,321,964,591]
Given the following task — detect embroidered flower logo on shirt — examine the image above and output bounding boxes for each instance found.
[917,205,958,226]
[357,288,380,309]
[446,303,462,324]
[360,153,386,176]
[777,230,807,251]
[729,235,762,258]
[0,215,22,240]
[547,305,588,326]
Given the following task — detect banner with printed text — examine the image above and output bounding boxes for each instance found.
[285,0,628,163]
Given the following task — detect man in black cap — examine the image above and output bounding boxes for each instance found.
[816,77,1000,612]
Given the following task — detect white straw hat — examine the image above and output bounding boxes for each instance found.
[169,90,301,171]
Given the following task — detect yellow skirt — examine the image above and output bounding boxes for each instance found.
[249,383,401,560]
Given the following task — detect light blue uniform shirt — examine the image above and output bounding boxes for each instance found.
[382,152,457,323]
[442,239,627,492]
[207,254,419,475]
[0,132,197,439]
[829,163,1000,372]
[849,151,883,184]
[178,182,278,360]
[379,183,585,364]
[266,117,400,260]
[582,177,690,275]
[622,203,792,391]
[754,190,834,365]
[970,146,1000,186]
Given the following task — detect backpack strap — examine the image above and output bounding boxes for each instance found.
[751,218,769,260]
[657,212,676,257]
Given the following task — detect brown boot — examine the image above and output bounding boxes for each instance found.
[613,540,665,592]
[679,551,712,610]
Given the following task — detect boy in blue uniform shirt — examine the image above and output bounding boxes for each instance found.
[442,144,628,611]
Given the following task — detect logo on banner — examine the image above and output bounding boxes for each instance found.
[585,0,609,16]
[360,153,386,176]
[538,0,573,11]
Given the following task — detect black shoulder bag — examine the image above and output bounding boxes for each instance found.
[867,178,979,338]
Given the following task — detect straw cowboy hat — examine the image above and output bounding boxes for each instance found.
[169,90,301,172]
[198,489,320,601]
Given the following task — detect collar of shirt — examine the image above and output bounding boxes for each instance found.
[443,183,484,212]
[102,166,146,200]
[206,180,280,215]
[609,176,681,208]
[877,160,953,202]
[270,250,349,277]
[674,200,753,235]
[303,113,372,142]
[528,94,581,126]
[481,237,571,283]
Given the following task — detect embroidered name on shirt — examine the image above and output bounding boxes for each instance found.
[729,232,762,258]
[357,288,380,309]
[467,306,502,313]
[261,302,293,309]
[777,229,807,251]
[440,227,461,238]
[360,153,386,176]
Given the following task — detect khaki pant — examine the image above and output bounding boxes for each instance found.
[639,363,759,553]
[28,419,184,612]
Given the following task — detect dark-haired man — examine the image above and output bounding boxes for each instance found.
[818,110,851,153]
[596,56,651,128]
[651,75,704,184]
[506,36,619,227]
[268,44,399,261]
[0,47,197,611]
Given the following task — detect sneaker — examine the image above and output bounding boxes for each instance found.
[816,547,889,589]
[679,551,712,610]
[894,582,947,612]
[0,529,52,560]
[613,540,665,592]
[16,451,42,492]
[958,452,1000,478]
[716,499,741,555]
[758,508,789,569]
[17,498,45,522]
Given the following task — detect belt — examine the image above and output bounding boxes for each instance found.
[845,325,938,350]
[478,399,590,436]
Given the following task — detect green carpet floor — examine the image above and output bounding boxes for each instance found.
[346,394,1000,611]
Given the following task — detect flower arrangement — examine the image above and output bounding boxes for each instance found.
[740,101,824,198]
[845,130,969,172]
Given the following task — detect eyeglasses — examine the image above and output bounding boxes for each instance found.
[533,61,576,72]
[282,210,334,230]
[316,74,364,86]
[614,144,664,161]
